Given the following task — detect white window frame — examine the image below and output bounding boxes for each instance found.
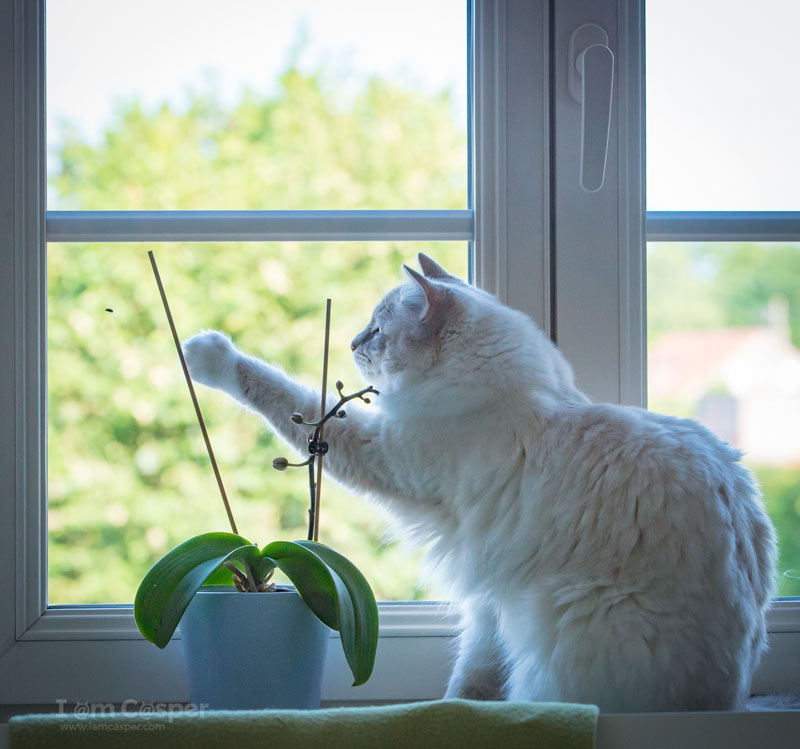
[1,0,798,718]
[1,0,554,705]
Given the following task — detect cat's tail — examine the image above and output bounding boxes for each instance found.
[747,693,800,711]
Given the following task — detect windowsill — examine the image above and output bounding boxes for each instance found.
[3,600,799,705]
[3,606,799,746]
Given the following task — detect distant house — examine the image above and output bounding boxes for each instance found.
[648,303,800,466]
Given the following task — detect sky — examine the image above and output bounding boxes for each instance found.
[646,0,800,210]
[47,0,800,211]
[46,1,468,141]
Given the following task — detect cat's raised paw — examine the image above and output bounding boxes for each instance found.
[182,331,241,394]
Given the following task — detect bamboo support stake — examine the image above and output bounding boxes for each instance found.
[313,299,332,542]
[148,250,239,536]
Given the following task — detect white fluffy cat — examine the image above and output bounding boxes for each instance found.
[183,253,776,712]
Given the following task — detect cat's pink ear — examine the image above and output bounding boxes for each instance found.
[417,253,454,280]
[403,265,451,328]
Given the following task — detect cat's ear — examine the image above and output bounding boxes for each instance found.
[403,265,452,329]
[417,253,455,281]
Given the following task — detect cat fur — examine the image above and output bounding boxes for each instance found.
[182,253,777,712]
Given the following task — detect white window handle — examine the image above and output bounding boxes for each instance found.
[568,23,615,193]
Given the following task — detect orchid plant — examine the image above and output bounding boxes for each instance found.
[134,253,379,687]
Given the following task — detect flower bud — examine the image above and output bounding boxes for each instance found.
[290,412,304,424]
[362,397,371,404]
[272,457,289,471]
[336,409,347,418]
[335,380,344,391]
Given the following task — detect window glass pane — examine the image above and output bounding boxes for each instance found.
[47,241,468,604]
[46,0,468,210]
[647,242,800,595]
[646,0,800,210]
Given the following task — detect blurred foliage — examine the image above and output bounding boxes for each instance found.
[757,468,800,597]
[51,67,466,211]
[646,244,727,342]
[648,243,800,346]
[48,64,467,604]
[648,243,800,596]
[47,63,800,603]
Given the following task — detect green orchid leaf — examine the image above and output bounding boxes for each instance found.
[134,532,261,648]
[246,552,277,585]
[200,552,276,588]
[297,541,379,687]
[262,540,377,685]
[201,565,236,587]
[260,541,339,630]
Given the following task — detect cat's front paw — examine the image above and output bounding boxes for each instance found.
[182,331,242,396]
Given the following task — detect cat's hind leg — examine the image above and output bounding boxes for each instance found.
[504,652,562,704]
[445,596,508,701]
[499,594,570,705]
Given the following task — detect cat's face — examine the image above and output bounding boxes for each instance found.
[351,252,578,401]
[351,254,463,390]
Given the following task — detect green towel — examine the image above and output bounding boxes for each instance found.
[10,699,598,749]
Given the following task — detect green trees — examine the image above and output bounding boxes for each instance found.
[648,243,800,596]
[647,243,800,346]
[47,63,800,603]
[51,69,466,212]
[48,68,467,603]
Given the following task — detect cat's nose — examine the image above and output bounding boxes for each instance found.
[350,329,367,351]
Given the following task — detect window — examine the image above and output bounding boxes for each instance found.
[46,0,469,213]
[641,0,800,693]
[47,241,470,605]
[45,0,472,607]
[3,0,505,703]
[646,0,800,212]
[645,0,800,608]
[2,0,798,712]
